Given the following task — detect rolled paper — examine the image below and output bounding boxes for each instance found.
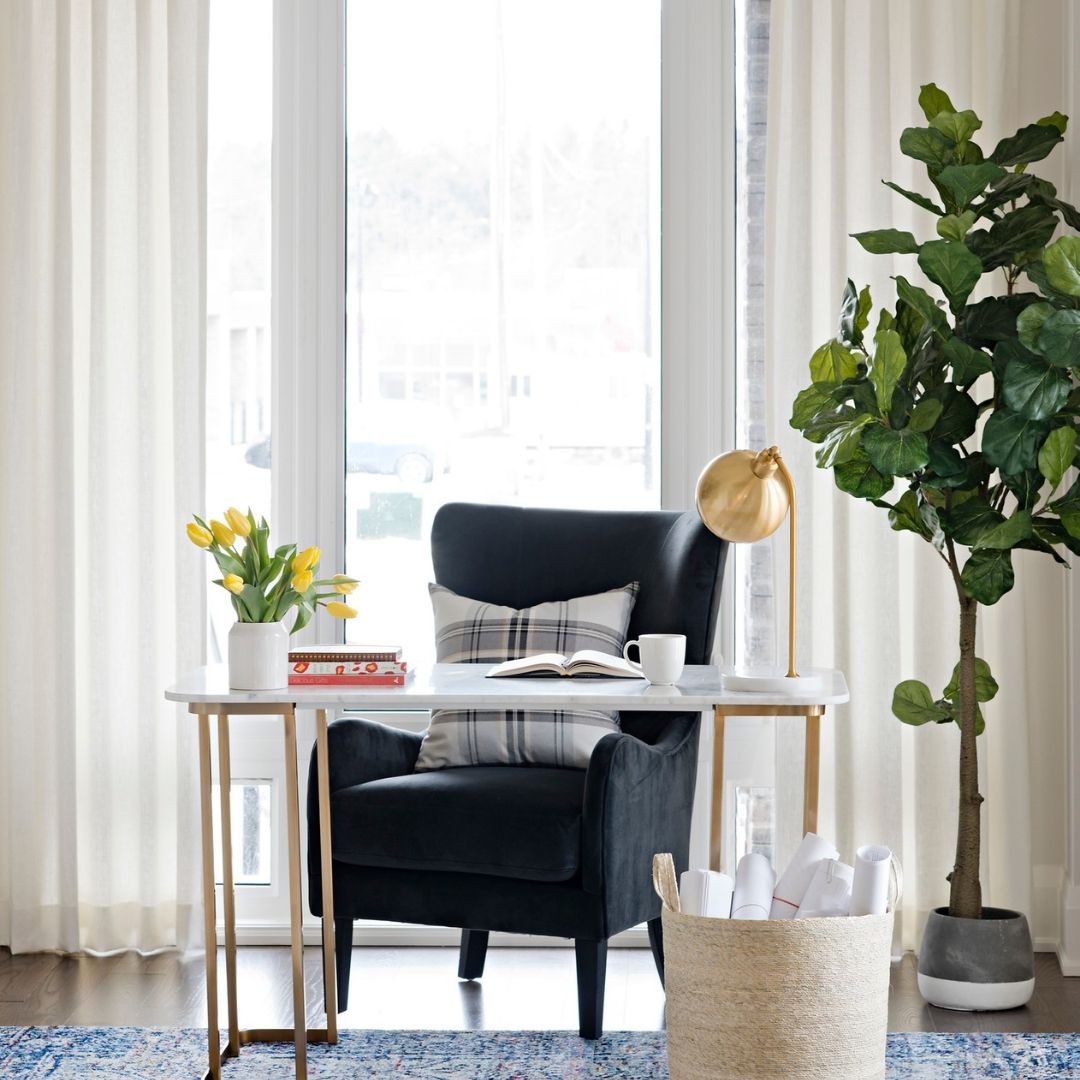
[770,832,839,919]
[732,852,775,920]
[795,858,854,919]
[850,843,892,916]
[679,869,734,919]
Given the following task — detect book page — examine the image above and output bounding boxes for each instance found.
[486,653,569,677]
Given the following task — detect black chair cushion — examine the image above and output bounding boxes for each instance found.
[330,766,587,882]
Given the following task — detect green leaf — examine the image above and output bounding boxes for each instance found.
[869,329,906,414]
[1031,192,1080,232]
[852,229,919,256]
[920,500,946,552]
[942,335,991,384]
[856,286,872,336]
[937,210,977,241]
[837,279,862,346]
[862,425,930,476]
[943,656,1000,704]
[960,547,1016,605]
[925,441,967,486]
[1042,235,1080,297]
[834,451,893,500]
[1000,351,1071,420]
[930,110,983,146]
[887,490,930,538]
[883,180,944,216]
[894,275,948,334]
[973,510,1033,551]
[934,163,1004,210]
[900,126,955,170]
[810,339,860,386]
[907,397,944,433]
[892,680,951,726]
[966,204,1059,271]
[1038,309,1080,367]
[238,584,268,622]
[990,122,1064,167]
[1038,426,1078,493]
[1003,469,1045,511]
[962,294,1044,347]
[290,603,314,635]
[917,239,983,312]
[790,384,838,437]
[945,497,1004,545]
[815,415,873,469]
[1038,111,1068,134]
[1017,302,1056,351]
[919,83,956,122]
[926,386,978,443]
[982,409,1053,473]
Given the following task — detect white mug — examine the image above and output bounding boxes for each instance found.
[622,633,686,685]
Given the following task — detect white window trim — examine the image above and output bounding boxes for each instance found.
[247,0,739,944]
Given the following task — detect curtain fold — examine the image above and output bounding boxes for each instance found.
[765,0,1072,950]
[0,0,208,953]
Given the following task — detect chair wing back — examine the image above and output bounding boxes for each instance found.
[430,503,727,664]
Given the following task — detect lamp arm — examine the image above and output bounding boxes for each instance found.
[774,454,799,679]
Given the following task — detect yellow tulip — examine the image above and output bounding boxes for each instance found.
[210,519,235,547]
[291,569,313,593]
[187,522,213,548]
[333,574,358,595]
[224,507,252,538]
[223,574,244,595]
[292,546,320,572]
[325,601,357,619]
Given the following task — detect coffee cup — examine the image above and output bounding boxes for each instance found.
[622,633,686,685]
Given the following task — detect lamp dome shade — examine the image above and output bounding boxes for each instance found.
[695,447,791,543]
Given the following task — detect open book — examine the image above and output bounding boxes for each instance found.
[486,651,643,679]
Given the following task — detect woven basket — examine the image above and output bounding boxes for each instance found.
[652,852,897,1080]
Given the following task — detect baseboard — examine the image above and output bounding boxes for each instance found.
[224,923,650,948]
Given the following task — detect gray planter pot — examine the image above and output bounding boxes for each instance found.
[917,906,1034,1011]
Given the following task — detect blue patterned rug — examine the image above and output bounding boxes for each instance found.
[2,1027,1080,1078]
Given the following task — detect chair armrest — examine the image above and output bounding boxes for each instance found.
[320,716,423,793]
[306,718,423,916]
[580,711,701,905]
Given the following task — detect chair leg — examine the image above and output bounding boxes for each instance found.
[647,917,665,987]
[457,929,490,980]
[574,938,608,1040]
[335,918,354,1012]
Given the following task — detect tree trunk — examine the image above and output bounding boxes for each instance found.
[948,597,983,918]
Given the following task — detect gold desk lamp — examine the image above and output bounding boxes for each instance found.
[696,445,821,692]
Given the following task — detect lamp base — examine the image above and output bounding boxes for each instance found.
[721,668,825,694]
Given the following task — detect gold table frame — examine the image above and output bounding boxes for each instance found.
[172,664,845,1078]
[190,703,337,1080]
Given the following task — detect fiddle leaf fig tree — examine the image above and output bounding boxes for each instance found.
[790,85,1080,921]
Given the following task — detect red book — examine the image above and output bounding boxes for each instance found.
[288,673,408,686]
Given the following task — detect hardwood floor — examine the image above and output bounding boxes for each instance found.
[0,946,1076,1033]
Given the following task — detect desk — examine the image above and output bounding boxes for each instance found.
[166,663,847,1079]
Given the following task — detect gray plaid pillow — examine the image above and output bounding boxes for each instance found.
[414,582,639,771]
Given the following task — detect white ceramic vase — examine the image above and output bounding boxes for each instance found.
[228,621,289,690]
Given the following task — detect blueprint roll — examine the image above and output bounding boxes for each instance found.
[679,869,734,918]
[731,852,775,920]
[770,832,839,919]
[850,844,892,916]
[795,858,854,918]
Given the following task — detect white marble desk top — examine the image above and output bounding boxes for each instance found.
[166,664,848,712]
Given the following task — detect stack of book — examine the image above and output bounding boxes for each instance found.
[287,645,409,686]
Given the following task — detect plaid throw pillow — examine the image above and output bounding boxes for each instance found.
[414,582,639,771]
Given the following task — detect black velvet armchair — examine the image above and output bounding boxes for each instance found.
[307,503,727,1038]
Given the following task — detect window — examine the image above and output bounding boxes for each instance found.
[343,0,662,665]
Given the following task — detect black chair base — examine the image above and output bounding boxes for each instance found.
[457,929,490,980]
[575,938,608,1040]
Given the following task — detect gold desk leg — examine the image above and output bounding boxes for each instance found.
[197,713,221,1080]
[315,709,338,1041]
[710,708,726,872]
[803,711,822,836]
[282,706,308,1080]
[216,713,240,1057]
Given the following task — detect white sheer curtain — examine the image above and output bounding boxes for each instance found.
[765,0,1074,950]
[0,0,208,953]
